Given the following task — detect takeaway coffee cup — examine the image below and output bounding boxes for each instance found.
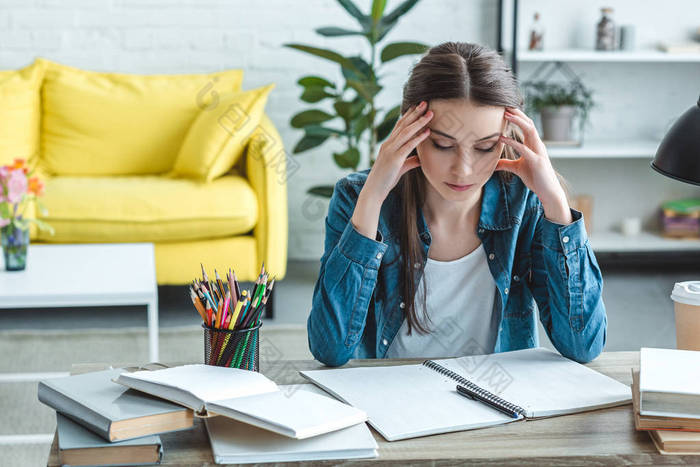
[671,281,700,350]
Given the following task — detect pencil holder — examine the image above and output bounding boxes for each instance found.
[203,322,262,371]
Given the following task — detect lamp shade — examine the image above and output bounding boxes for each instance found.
[651,95,700,186]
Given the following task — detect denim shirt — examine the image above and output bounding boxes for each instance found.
[307,168,607,367]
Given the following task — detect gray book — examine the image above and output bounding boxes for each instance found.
[57,413,162,466]
[39,368,193,442]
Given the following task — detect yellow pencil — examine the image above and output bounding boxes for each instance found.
[228,295,246,330]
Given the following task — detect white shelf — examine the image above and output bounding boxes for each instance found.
[545,139,660,159]
[589,230,700,253]
[514,48,700,63]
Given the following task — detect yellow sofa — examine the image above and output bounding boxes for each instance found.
[0,58,288,285]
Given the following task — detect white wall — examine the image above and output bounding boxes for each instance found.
[1,0,698,260]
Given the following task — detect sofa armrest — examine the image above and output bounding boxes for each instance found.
[245,113,290,280]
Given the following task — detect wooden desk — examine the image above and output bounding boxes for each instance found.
[46,351,698,466]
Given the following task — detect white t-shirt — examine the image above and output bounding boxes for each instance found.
[385,243,499,359]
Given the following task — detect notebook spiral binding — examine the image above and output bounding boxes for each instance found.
[423,360,527,417]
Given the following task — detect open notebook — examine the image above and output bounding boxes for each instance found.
[115,364,367,439]
[301,347,632,441]
[205,384,377,464]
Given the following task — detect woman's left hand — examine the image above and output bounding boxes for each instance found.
[495,107,573,225]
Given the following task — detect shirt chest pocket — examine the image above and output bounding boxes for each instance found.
[504,255,535,318]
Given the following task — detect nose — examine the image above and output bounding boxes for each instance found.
[452,147,477,175]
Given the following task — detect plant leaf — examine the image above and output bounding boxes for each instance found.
[298,76,334,89]
[304,125,345,137]
[284,44,359,74]
[293,134,330,153]
[307,185,335,198]
[291,109,335,128]
[341,56,373,82]
[30,218,54,235]
[380,0,421,26]
[351,112,372,138]
[301,86,335,103]
[371,0,387,23]
[347,79,382,102]
[380,41,429,63]
[315,26,364,37]
[333,147,360,169]
[336,0,365,22]
[376,104,401,141]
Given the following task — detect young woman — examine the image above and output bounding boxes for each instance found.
[307,42,606,367]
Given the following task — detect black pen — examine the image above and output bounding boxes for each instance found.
[456,385,520,419]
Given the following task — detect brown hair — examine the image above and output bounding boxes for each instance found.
[396,41,547,336]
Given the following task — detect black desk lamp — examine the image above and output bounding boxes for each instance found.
[651,94,700,185]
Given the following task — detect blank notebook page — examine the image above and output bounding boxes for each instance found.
[206,389,367,438]
[432,347,631,418]
[121,364,279,402]
[640,347,700,396]
[301,362,518,441]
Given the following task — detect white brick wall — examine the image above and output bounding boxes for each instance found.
[0,0,496,260]
[1,0,698,260]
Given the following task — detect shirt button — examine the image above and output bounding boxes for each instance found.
[376,252,383,259]
[513,275,519,282]
[399,301,405,309]
[478,228,485,234]
[382,338,388,346]
[488,253,495,260]
[504,287,509,294]
[414,262,421,269]
[562,236,570,243]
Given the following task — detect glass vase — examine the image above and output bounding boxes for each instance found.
[1,224,30,271]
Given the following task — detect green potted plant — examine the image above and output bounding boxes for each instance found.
[522,80,595,144]
[285,0,429,197]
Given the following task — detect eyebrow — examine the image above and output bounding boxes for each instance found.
[429,128,501,142]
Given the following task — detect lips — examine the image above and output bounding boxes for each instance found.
[445,182,473,192]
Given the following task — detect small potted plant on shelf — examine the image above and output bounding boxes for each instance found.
[0,158,54,271]
[522,80,595,144]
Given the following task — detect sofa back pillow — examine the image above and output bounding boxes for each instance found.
[39,58,244,176]
[168,83,275,182]
[0,59,45,167]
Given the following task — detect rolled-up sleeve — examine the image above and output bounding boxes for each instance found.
[307,178,386,367]
[531,204,607,363]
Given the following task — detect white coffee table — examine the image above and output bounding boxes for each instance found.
[0,243,159,362]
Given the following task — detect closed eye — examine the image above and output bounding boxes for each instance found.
[476,144,498,153]
[432,140,498,153]
[431,140,453,151]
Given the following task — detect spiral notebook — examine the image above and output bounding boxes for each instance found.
[301,347,632,441]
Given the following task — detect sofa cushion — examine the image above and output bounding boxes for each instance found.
[36,174,257,243]
[0,59,45,167]
[38,58,245,176]
[169,83,275,182]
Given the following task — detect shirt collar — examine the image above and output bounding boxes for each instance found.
[417,172,514,240]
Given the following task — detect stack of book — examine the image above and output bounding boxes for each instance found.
[633,348,700,455]
[39,364,377,465]
[38,367,194,466]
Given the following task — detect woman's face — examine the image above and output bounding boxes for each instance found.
[416,98,508,201]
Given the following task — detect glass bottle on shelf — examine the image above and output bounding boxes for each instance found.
[596,7,616,51]
[528,12,544,51]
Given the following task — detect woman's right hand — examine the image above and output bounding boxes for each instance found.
[364,100,433,201]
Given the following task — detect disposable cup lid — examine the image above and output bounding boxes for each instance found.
[671,281,700,306]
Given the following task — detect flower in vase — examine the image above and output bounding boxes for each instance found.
[28,176,44,197]
[6,169,28,204]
